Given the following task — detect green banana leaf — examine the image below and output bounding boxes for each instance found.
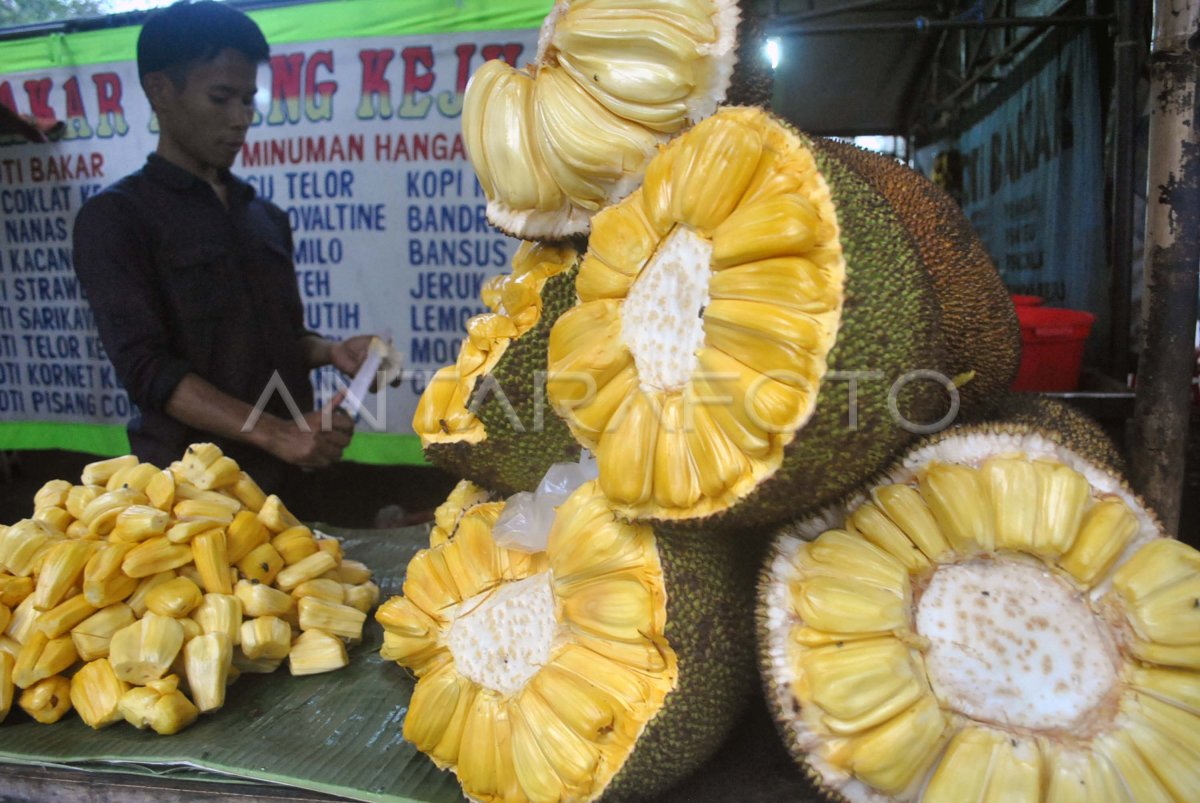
[0,525,462,803]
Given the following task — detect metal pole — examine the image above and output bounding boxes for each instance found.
[769,15,1114,37]
[1107,0,1138,382]
[1130,0,1200,535]
[782,0,898,24]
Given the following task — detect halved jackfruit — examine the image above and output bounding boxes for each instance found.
[463,0,754,239]
[547,106,947,527]
[414,242,584,493]
[758,418,1200,803]
[378,480,753,802]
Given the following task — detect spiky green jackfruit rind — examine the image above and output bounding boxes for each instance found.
[604,529,756,801]
[726,9,773,110]
[670,131,950,534]
[422,264,583,495]
[815,138,1022,412]
[966,393,1127,475]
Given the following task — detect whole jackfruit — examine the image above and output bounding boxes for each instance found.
[377,480,754,802]
[464,0,762,240]
[546,106,950,528]
[757,418,1200,803]
[413,241,584,494]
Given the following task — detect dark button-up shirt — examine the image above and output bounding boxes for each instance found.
[73,154,314,490]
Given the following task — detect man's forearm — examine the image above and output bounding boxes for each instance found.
[298,334,333,369]
[164,373,285,454]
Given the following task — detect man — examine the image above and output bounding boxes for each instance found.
[74,0,378,494]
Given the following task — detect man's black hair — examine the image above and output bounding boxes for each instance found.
[137,1,269,86]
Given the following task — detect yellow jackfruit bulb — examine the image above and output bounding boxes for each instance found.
[109,612,185,684]
[226,510,269,563]
[0,574,34,608]
[313,536,343,564]
[192,594,242,646]
[177,444,225,490]
[275,552,338,592]
[292,578,345,604]
[237,543,285,585]
[110,505,171,543]
[126,571,178,617]
[81,454,138,487]
[272,526,318,565]
[106,461,162,493]
[258,495,301,533]
[172,498,236,524]
[82,542,138,608]
[0,603,8,635]
[19,674,72,723]
[33,506,72,533]
[234,579,294,618]
[6,595,39,644]
[81,488,148,536]
[145,468,176,511]
[335,559,372,586]
[917,462,994,555]
[194,456,240,492]
[343,581,381,614]
[65,485,101,520]
[32,539,97,611]
[71,603,136,662]
[231,471,267,512]
[119,675,199,735]
[70,657,129,729]
[144,576,204,618]
[12,629,77,688]
[192,529,233,595]
[184,632,232,713]
[36,594,98,639]
[0,519,63,577]
[165,517,224,545]
[33,479,72,511]
[240,616,292,661]
[0,652,12,723]
[121,537,194,578]
[1058,498,1140,586]
[289,628,348,676]
[297,596,366,641]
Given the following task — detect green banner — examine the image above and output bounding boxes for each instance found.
[0,422,427,465]
[0,0,550,73]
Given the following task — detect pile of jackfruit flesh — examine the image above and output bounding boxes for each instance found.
[463,0,741,239]
[546,107,844,521]
[759,426,1200,803]
[414,241,577,446]
[376,481,678,803]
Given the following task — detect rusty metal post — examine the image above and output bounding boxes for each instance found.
[1107,0,1138,382]
[1130,0,1200,535]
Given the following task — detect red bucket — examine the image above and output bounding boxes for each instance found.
[1012,307,1095,392]
[1010,294,1044,307]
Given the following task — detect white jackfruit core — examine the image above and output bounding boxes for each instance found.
[621,225,712,392]
[916,559,1119,732]
[445,571,558,696]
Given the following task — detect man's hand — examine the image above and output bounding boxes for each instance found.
[264,390,355,468]
[329,335,374,376]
